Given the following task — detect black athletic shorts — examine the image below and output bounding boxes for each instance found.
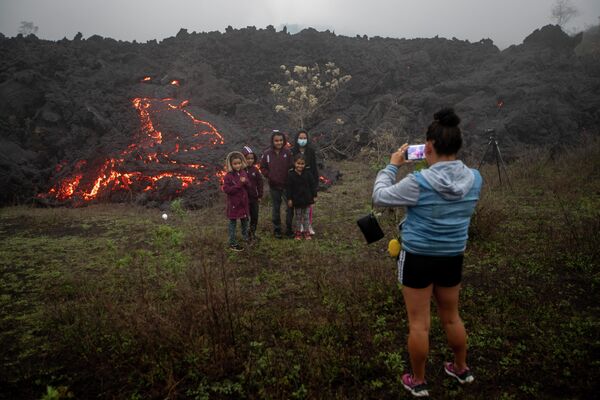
[397,250,464,289]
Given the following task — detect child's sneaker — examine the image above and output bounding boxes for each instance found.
[401,374,429,397]
[444,362,474,384]
[294,232,303,240]
[304,232,312,240]
[229,244,244,252]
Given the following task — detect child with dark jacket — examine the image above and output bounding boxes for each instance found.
[222,151,250,251]
[291,129,319,235]
[286,153,317,240]
[260,130,294,238]
[241,146,263,240]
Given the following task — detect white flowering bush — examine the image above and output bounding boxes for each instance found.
[269,62,351,129]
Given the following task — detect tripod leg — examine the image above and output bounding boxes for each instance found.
[494,145,503,185]
[478,139,494,170]
[494,141,513,191]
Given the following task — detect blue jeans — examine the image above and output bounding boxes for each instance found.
[270,187,293,234]
[228,218,248,246]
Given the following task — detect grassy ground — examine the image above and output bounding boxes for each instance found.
[1,138,599,399]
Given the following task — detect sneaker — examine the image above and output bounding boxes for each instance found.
[444,362,474,384]
[274,231,282,239]
[401,374,429,397]
[308,226,315,235]
[304,232,312,240]
[229,244,244,252]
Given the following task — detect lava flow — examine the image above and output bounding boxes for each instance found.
[39,79,226,204]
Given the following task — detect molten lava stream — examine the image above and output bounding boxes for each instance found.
[39,95,226,203]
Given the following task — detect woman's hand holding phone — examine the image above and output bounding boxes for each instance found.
[390,143,410,167]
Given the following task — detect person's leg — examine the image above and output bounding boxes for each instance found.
[249,201,259,237]
[304,207,311,232]
[228,219,237,246]
[283,192,294,236]
[293,207,300,231]
[241,218,249,241]
[434,284,468,371]
[402,285,433,383]
[270,188,282,234]
[302,208,312,239]
[308,205,315,235]
[293,207,303,239]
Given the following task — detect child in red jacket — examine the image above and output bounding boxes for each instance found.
[242,146,263,241]
[222,151,249,251]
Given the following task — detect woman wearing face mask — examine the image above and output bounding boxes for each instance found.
[291,130,319,236]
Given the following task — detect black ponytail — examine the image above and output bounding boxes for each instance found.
[426,108,462,155]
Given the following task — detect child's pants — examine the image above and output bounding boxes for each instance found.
[249,200,259,236]
[228,218,248,245]
[293,207,310,233]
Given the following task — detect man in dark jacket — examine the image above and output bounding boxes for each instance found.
[260,130,293,238]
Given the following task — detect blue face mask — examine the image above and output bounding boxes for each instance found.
[297,139,308,147]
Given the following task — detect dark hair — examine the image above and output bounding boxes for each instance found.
[293,153,306,162]
[293,130,311,150]
[295,130,308,139]
[271,130,287,146]
[425,108,462,155]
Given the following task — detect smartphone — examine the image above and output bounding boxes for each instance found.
[405,144,425,161]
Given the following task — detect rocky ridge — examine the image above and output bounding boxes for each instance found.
[0,24,598,206]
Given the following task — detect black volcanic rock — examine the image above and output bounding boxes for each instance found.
[523,24,583,51]
[0,24,599,206]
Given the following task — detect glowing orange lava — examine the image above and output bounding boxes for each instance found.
[319,176,332,185]
[39,85,226,203]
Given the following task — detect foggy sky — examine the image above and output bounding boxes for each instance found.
[1,0,598,49]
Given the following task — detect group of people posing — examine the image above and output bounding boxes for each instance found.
[225,108,481,398]
[222,129,319,251]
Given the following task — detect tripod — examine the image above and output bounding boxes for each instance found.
[478,129,512,190]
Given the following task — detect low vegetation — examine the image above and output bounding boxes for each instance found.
[1,137,598,399]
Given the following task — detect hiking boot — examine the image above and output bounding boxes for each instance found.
[444,362,474,384]
[401,374,429,397]
[229,244,244,252]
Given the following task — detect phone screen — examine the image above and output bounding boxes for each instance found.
[405,144,425,160]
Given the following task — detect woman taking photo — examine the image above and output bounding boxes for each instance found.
[372,108,482,397]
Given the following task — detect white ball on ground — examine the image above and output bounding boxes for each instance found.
[162,213,168,220]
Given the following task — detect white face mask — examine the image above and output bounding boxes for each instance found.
[297,139,308,147]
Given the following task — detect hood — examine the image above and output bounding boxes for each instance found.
[420,160,475,200]
[241,145,254,156]
[225,151,247,172]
